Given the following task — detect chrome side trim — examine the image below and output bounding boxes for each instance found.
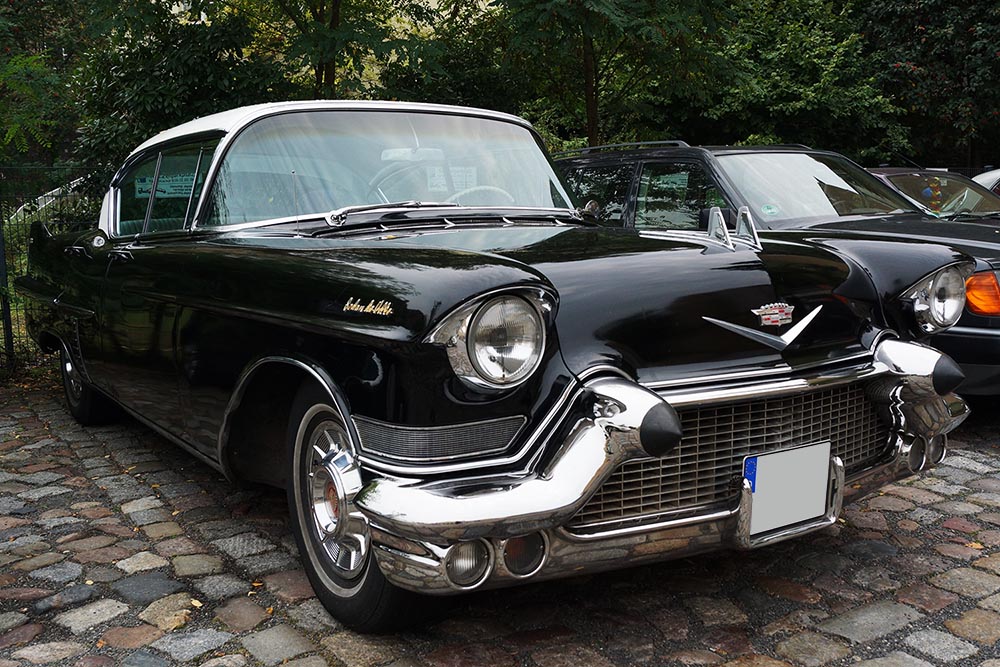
[217,355,355,482]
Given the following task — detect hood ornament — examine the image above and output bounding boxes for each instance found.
[751,302,795,327]
[704,305,823,352]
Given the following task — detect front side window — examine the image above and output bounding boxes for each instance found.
[716,152,915,225]
[634,162,728,231]
[561,164,633,225]
[203,111,572,227]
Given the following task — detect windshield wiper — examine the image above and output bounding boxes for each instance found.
[326,201,460,226]
[940,210,998,221]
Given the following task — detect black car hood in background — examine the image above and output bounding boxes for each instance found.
[388,224,895,385]
[772,212,1000,269]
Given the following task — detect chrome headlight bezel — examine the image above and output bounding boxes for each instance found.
[901,262,974,334]
[425,288,553,391]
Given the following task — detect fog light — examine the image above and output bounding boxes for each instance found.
[445,540,491,587]
[502,532,546,577]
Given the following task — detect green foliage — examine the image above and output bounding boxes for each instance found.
[73,2,294,191]
[0,1,89,162]
[858,0,1000,164]
[247,0,438,97]
[494,0,728,145]
[689,0,909,161]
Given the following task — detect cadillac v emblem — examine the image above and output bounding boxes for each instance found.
[751,303,794,327]
[703,305,823,352]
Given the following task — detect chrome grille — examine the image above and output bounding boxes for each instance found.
[569,382,890,531]
[353,415,526,463]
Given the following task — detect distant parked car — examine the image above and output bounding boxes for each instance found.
[869,168,1000,219]
[974,168,1000,196]
[556,143,1000,394]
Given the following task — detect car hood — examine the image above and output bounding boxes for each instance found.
[788,213,1000,269]
[383,225,886,384]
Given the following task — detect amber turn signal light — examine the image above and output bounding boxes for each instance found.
[966,272,1000,316]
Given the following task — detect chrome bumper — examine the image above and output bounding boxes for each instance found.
[356,339,969,594]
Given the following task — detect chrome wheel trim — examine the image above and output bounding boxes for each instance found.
[300,413,370,583]
[63,357,84,404]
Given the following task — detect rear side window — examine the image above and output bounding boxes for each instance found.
[561,164,633,225]
[115,139,218,236]
[635,162,728,231]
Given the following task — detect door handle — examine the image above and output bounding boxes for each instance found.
[63,245,91,259]
[108,249,133,263]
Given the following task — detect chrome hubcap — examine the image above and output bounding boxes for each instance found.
[307,420,369,579]
[64,359,84,402]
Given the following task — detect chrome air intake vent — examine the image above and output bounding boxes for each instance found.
[353,415,527,463]
[568,382,891,534]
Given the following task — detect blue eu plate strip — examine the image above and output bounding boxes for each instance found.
[744,457,758,493]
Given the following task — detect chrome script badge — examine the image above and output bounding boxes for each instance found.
[751,303,795,327]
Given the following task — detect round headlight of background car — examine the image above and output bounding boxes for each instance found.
[468,295,544,385]
[927,267,966,327]
[904,264,972,333]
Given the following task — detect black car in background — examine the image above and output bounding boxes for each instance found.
[556,143,1000,394]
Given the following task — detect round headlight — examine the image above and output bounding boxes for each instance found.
[928,267,965,327]
[468,296,544,385]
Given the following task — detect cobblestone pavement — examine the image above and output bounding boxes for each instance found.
[3,377,1000,667]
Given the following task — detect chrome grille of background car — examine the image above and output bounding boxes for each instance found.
[568,382,890,533]
[353,415,527,463]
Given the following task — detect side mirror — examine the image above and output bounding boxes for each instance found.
[577,199,601,224]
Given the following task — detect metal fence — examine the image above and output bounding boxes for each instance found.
[0,166,99,375]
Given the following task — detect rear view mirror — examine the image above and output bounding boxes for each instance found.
[380,147,445,162]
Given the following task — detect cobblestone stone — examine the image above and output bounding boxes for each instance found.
[943,608,1000,644]
[818,601,923,643]
[241,624,314,664]
[54,598,129,633]
[150,628,232,661]
[903,629,977,661]
[929,567,1000,597]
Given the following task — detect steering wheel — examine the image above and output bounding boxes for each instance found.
[940,188,970,215]
[445,185,516,205]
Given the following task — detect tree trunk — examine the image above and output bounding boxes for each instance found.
[310,0,342,98]
[582,32,600,146]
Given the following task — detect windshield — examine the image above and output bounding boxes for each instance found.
[204,110,571,227]
[715,152,916,225]
[886,172,1000,217]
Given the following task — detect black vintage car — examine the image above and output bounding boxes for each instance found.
[17,104,973,631]
[558,143,1000,395]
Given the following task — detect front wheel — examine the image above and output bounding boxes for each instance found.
[286,383,415,632]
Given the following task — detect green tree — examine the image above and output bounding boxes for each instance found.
[686,0,908,161]
[858,0,1000,168]
[236,0,438,98]
[0,1,91,162]
[494,0,727,146]
[74,2,293,190]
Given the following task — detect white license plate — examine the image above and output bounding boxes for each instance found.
[743,441,831,536]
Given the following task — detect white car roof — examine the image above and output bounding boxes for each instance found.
[127,100,532,162]
[973,168,1000,189]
